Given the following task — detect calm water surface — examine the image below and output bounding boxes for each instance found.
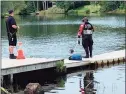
[1,14,125,94]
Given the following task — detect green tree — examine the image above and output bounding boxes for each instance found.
[99,1,122,12]
[55,1,89,13]
[1,1,13,14]
[1,1,26,15]
[26,1,36,14]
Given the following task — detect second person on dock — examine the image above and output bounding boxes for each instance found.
[77,17,94,58]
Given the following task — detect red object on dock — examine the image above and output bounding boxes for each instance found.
[80,88,85,94]
[16,42,25,59]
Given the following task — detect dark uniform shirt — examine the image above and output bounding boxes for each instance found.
[6,16,17,46]
[6,16,17,34]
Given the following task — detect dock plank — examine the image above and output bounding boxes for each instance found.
[2,58,62,69]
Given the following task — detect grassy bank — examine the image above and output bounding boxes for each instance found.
[68,5,101,15]
[68,5,125,15]
[39,5,65,15]
[107,8,125,14]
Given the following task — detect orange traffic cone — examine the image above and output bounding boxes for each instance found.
[16,42,25,59]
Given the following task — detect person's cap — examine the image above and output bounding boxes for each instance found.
[8,10,14,14]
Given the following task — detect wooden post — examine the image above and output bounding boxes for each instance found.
[9,74,13,93]
[1,76,3,87]
[101,60,104,68]
[123,57,125,64]
[107,60,109,67]
[118,58,120,65]
[112,59,115,66]
[95,61,98,69]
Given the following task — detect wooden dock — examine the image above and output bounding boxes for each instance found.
[2,58,63,76]
[1,49,125,86]
[2,50,125,76]
[64,49,125,68]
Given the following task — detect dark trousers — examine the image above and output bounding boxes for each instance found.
[82,35,93,57]
[7,33,17,46]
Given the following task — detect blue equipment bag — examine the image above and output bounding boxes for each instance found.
[69,54,82,60]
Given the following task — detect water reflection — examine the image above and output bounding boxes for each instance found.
[83,72,95,94]
[1,63,125,94]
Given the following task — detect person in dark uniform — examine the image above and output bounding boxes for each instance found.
[78,17,94,58]
[6,10,20,59]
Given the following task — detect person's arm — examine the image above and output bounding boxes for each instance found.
[12,25,19,29]
[11,18,19,30]
[77,24,84,37]
[77,24,84,44]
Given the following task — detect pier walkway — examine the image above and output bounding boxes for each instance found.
[1,50,125,76]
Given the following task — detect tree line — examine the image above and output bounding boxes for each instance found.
[1,1,125,16]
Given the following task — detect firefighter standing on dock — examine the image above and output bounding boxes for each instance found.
[78,17,94,58]
[6,10,20,59]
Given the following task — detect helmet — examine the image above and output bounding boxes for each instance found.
[82,17,88,22]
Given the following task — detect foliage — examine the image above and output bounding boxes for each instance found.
[1,1,26,15]
[1,1,12,14]
[19,1,36,15]
[56,60,65,73]
[99,1,124,12]
[1,1,126,16]
[55,1,90,13]
[56,77,65,87]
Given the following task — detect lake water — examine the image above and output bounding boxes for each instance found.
[1,14,125,94]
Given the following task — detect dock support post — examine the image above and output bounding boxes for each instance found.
[1,76,3,87]
[123,57,125,64]
[112,59,115,66]
[117,58,120,65]
[95,61,98,69]
[9,74,13,93]
[101,61,104,68]
[107,60,109,67]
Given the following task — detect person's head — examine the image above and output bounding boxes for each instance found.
[8,10,14,16]
[69,49,74,54]
[82,16,88,22]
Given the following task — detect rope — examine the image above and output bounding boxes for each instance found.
[71,37,81,51]
[0,87,11,94]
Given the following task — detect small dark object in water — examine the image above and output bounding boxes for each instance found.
[24,83,44,94]
[117,58,120,64]
[95,61,98,69]
[107,60,109,67]
[112,59,115,65]
[101,60,104,68]
[123,57,125,63]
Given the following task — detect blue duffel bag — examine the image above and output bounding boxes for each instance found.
[69,54,82,60]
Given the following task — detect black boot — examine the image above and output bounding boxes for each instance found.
[84,48,89,58]
[89,44,93,58]
[9,54,16,59]
[84,56,89,58]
